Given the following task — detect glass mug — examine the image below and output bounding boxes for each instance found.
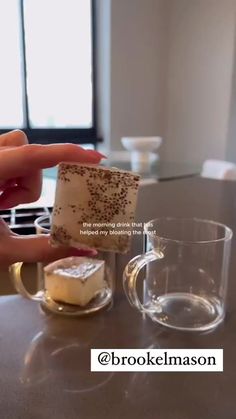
[123,217,232,332]
[34,214,51,290]
[10,215,116,316]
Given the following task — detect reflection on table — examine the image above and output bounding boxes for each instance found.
[102,158,200,181]
[1,177,235,419]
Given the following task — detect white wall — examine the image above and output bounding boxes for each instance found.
[95,0,111,150]
[163,0,236,164]
[226,26,236,162]
[96,0,169,154]
[97,0,236,164]
[110,0,169,152]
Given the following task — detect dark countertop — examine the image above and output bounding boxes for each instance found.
[1,177,236,419]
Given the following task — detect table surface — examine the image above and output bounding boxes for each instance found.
[1,177,236,419]
[44,160,200,182]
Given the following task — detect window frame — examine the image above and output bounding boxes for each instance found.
[0,0,99,145]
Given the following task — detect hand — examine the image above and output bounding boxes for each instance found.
[0,130,105,266]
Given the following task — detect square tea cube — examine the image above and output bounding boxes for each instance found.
[50,163,140,253]
[44,257,106,307]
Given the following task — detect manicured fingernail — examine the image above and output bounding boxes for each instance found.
[97,153,107,159]
[72,248,98,256]
[83,248,98,256]
[89,249,98,256]
[87,150,107,159]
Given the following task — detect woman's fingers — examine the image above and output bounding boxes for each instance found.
[0,130,28,147]
[0,217,15,236]
[1,234,96,266]
[0,219,96,266]
[0,140,106,208]
[0,171,42,209]
[0,143,105,179]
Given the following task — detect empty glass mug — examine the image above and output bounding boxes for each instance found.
[10,215,116,316]
[123,217,232,332]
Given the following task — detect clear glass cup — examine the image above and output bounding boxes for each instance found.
[10,215,116,316]
[123,217,232,332]
[34,214,51,290]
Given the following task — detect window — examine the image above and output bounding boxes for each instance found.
[0,0,98,144]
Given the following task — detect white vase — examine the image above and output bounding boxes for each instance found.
[121,136,162,173]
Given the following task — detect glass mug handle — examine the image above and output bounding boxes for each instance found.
[123,250,161,312]
[9,262,44,302]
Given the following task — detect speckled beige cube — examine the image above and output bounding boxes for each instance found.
[50,163,140,253]
[44,257,106,306]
